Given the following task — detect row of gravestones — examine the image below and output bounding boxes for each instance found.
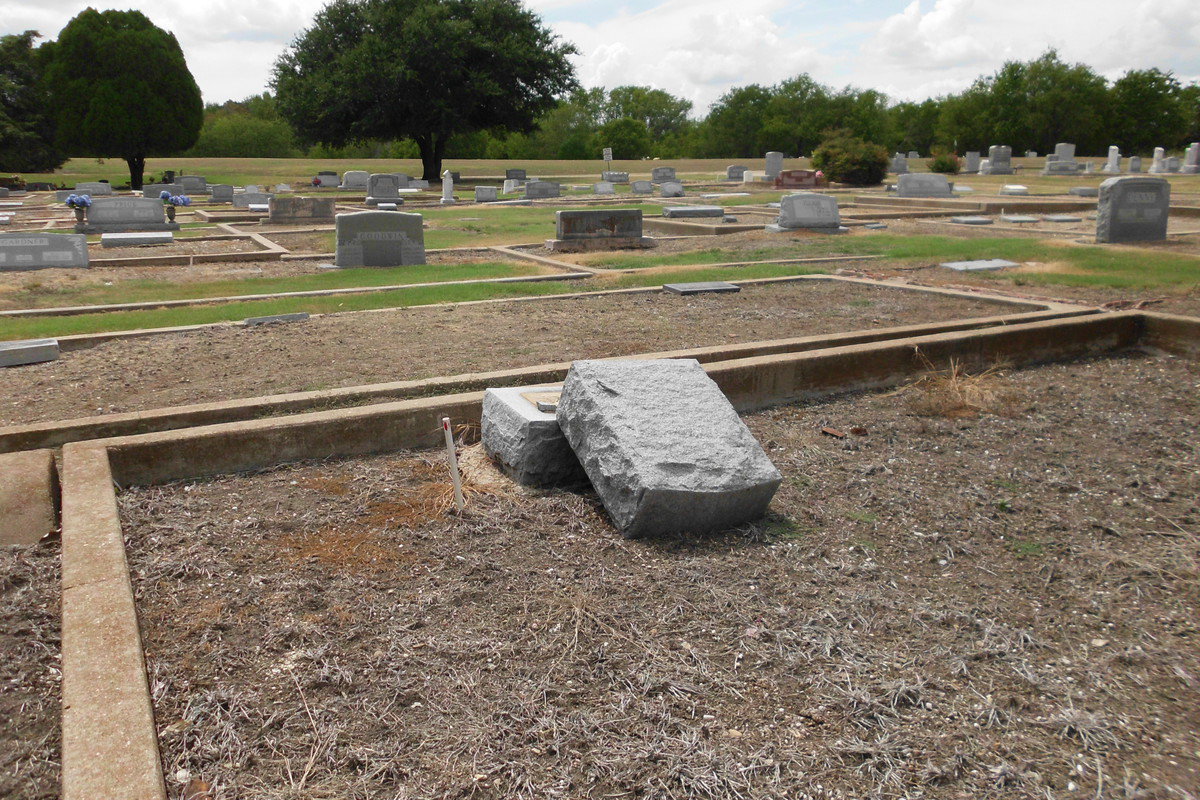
[893,143,1200,177]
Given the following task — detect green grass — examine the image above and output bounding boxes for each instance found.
[579,242,846,269]
[1,261,542,310]
[422,204,643,248]
[770,233,1200,290]
[0,262,832,341]
[1009,539,1046,558]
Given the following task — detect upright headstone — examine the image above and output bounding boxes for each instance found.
[231,192,274,209]
[1054,143,1076,162]
[505,168,527,181]
[907,150,919,159]
[726,165,748,181]
[75,182,113,196]
[275,183,294,193]
[525,181,561,199]
[593,181,615,195]
[244,185,261,193]
[340,170,369,190]
[367,173,402,206]
[1148,147,1167,173]
[1095,176,1169,244]
[502,179,519,194]
[767,192,846,233]
[268,196,336,223]
[80,197,174,232]
[475,186,499,203]
[1183,143,1200,174]
[601,171,629,183]
[0,232,89,271]
[651,166,677,183]
[897,173,953,198]
[964,151,981,173]
[556,359,782,538]
[210,184,234,203]
[553,209,645,243]
[764,152,784,179]
[174,175,208,194]
[141,183,173,199]
[1129,156,1142,173]
[1102,146,1121,174]
[334,211,425,267]
[1025,151,1038,159]
[660,181,685,198]
[980,145,1013,175]
[890,153,910,174]
[441,170,456,205]
[1165,157,1181,173]
[630,180,654,195]
[1042,159,1081,175]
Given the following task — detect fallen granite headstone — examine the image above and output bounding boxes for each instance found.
[557,359,782,538]
[482,385,585,487]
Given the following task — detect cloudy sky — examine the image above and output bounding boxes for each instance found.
[5,0,1200,113]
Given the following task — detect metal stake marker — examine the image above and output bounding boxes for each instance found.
[442,416,465,513]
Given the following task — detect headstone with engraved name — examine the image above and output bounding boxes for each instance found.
[79,197,176,232]
[726,165,748,181]
[593,181,615,195]
[367,173,403,206]
[979,145,1013,175]
[209,184,234,203]
[964,151,981,173]
[174,175,208,194]
[475,186,499,202]
[659,181,685,198]
[764,151,784,179]
[897,172,953,198]
[525,181,561,199]
[505,168,527,181]
[631,180,654,194]
[1102,146,1121,174]
[767,192,846,234]
[232,192,274,209]
[601,171,629,183]
[1148,147,1167,173]
[0,232,89,271]
[141,183,172,199]
[269,196,336,223]
[335,211,425,267]
[1095,176,1169,243]
[75,182,113,196]
[651,166,677,183]
[890,153,909,174]
[340,170,369,190]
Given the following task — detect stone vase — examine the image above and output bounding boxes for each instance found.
[73,208,85,224]
[166,205,176,222]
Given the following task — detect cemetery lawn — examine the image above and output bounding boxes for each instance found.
[0,281,1029,424]
[119,352,1199,800]
[0,261,546,310]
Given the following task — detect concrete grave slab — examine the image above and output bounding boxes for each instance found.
[950,216,994,225]
[1044,214,1083,222]
[1,337,60,367]
[242,313,311,326]
[999,185,1029,195]
[482,385,584,487]
[999,215,1040,223]
[663,281,741,295]
[940,259,1019,271]
[101,232,174,247]
[662,206,724,218]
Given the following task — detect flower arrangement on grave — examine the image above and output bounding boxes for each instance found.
[64,193,92,222]
[312,177,321,187]
[160,191,191,221]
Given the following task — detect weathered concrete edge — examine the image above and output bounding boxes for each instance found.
[99,311,1143,487]
[0,308,1094,453]
[1140,311,1200,358]
[60,443,166,800]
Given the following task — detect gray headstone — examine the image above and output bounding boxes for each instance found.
[75,182,113,196]
[367,173,402,205]
[1096,176,1169,243]
[999,214,1039,223]
[890,153,910,174]
[726,165,748,180]
[0,338,60,368]
[555,209,643,240]
[0,232,89,271]
[0,188,8,198]
[141,183,173,199]
[312,174,338,188]
[1128,156,1142,173]
[482,386,584,487]
[231,192,274,209]
[409,179,430,190]
[525,181,561,199]
[764,152,784,179]
[475,186,499,203]
[340,170,369,190]
[335,210,426,267]
[999,185,1029,196]
[662,206,723,218]
[244,185,261,193]
[897,173,953,198]
[1054,142,1076,161]
[1148,147,1167,173]
[1042,160,1081,175]
[593,181,615,195]
[907,150,920,159]
[980,145,1013,174]
[631,180,654,194]
[964,151,981,172]
[1102,146,1121,174]
[174,175,208,194]
[950,216,993,225]
[651,166,677,183]
[502,179,519,194]
[210,184,234,203]
[269,196,336,223]
[557,359,782,537]
[505,168,527,181]
[601,171,629,183]
[1182,142,1200,174]
[662,281,740,295]
[83,197,168,230]
[660,181,685,198]
[769,192,844,232]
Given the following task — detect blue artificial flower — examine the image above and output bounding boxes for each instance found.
[160,190,171,201]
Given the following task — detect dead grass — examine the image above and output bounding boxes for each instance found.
[892,352,1019,418]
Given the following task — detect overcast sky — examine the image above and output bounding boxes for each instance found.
[5,0,1200,113]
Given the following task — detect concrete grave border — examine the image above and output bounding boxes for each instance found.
[48,308,1200,798]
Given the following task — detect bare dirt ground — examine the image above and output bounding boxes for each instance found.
[87,237,268,261]
[0,251,540,300]
[0,539,60,800]
[0,281,1033,426]
[120,351,1200,800]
